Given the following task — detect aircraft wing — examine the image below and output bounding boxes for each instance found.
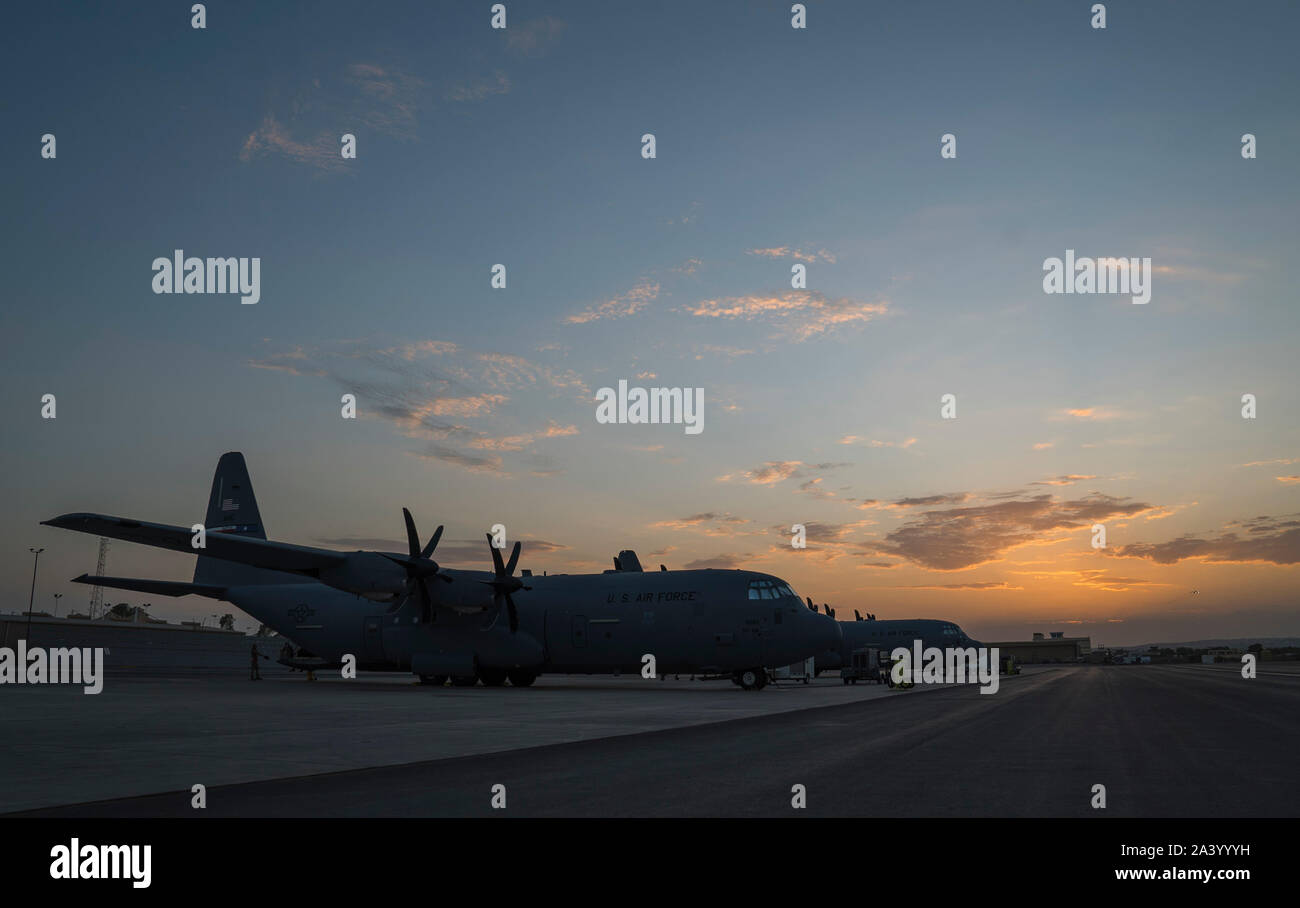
[42,512,347,577]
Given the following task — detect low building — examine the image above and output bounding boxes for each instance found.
[984,633,1091,663]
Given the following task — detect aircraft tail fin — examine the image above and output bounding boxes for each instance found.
[193,453,294,587]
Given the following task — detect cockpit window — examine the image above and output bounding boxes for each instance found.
[748,579,798,601]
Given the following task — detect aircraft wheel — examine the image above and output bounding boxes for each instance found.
[508,671,537,687]
[418,674,448,686]
[451,675,478,687]
[736,668,763,690]
[479,668,508,687]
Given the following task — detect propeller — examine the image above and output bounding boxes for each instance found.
[383,508,452,622]
[824,604,835,619]
[854,609,863,621]
[480,534,531,633]
[806,597,818,613]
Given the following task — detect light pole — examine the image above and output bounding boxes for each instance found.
[53,593,62,618]
[25,547,44,642]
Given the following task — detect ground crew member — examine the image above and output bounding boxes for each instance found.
[249,643,261,681]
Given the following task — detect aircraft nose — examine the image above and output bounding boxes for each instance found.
[817,614,842,652]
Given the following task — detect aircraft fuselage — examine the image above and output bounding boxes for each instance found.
[233,567,841,680]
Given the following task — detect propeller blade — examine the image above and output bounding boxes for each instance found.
[403,508,421,559]
[505,540,521,576]
[487,533,506,575]
[505,593,518,633]
[421,524,444,560]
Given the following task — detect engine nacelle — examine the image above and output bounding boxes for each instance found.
[317,552,409,601]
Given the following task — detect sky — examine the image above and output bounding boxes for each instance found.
[2,1,1298,646]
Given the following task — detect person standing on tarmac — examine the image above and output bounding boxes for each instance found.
[249,643,262,681]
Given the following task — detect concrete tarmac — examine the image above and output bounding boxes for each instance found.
[0,666,999,813]
[12,663,1298,817]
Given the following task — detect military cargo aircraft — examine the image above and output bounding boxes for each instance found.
[810,609,981,675]
[43,452,840,690]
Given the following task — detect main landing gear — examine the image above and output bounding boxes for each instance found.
[732,667,768,690]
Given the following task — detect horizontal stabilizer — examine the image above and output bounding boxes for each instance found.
[43,512,346,577]
[72,574,227,599]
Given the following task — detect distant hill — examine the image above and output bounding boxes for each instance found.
[1125,636,1300,651]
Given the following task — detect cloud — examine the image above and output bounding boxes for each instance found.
[895,581,1022,591]
[1030,474,1097,486]
[1032,442,1054,450]
[470,422,579,451]
[247,340,587,473]
[720,460,851,486]
[344,63,426,136]
[565,281,660,324]
[427,394,509,418]
[1054,406,1132,422]
[506,16,567,54]
[683,553,752,570]
[240,114,343,173]
[475,352,587,393]
[444,70,510,102]
[765,520,880,563]
[885,493,970,509]
[1109,515,1300,566]
[240,63,428,171]
[692,344,756,360]
[866,492,1157,570]
[649,513,752,537]
[797,478,839,501]
[684,292,888,341]
[1071,571,1162,592]
[838,435,918,449]
[411,444,503,473]
[746,247,837,263]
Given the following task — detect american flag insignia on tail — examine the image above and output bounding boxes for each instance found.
[222,499,240,512]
